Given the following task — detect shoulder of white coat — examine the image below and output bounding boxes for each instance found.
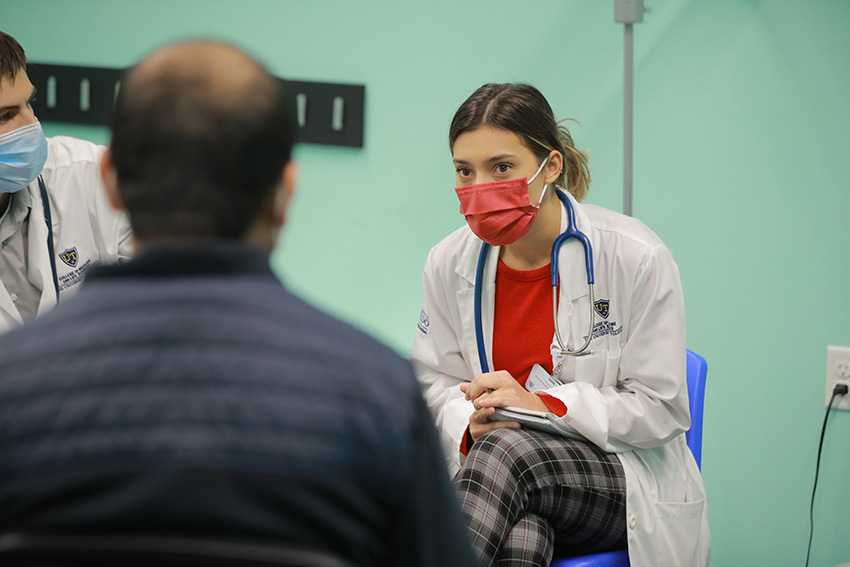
[580,203,679,282]
[582,203,667,251]
[424,224,476,273]
[40,137,107,202]
[44,136,105,173]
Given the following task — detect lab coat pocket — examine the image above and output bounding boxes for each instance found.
[603,346,620,387]
[652,477,708,566]
[574,349,620,387]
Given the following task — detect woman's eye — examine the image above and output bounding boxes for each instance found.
[456,167,471,177]
[495,163,511,174]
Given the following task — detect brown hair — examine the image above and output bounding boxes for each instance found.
[0,31,26,83]
[449,83,591,201]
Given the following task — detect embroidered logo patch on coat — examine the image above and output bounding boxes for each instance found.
[417,310,430,335]
[593,299,610,319]
[59,247,78,267]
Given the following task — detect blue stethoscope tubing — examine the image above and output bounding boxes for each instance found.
[36,175,60,302]
[474,189,595,374]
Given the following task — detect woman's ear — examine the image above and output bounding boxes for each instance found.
[544,149,564,185]
[99,148,124,211]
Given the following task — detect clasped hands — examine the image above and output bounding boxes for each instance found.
[460,370,549,442]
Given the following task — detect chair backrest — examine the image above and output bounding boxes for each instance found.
[685,349,708,469]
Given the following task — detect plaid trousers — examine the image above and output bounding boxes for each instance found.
[456,428,627,567]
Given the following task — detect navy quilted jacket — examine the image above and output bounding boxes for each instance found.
[0,242,475,567]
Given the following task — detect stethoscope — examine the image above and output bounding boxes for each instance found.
[474,188,595,374]
[36,175,60,302]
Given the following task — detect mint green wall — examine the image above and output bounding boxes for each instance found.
[4,1,850,564]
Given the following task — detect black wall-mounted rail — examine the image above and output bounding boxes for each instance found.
[27,63,365,148]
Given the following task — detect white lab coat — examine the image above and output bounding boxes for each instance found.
[0,136,132,334]
[410,190,710,567]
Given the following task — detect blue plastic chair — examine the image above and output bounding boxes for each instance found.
[550,349,708,567]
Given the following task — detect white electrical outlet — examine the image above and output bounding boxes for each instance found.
[825,345,850,411]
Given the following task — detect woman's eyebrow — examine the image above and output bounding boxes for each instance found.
[453,153,518,166]
[485,153,517,163]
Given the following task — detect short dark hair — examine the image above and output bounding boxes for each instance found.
[0,31,26,82]
[109,45,295,240]
[449,83,591,201]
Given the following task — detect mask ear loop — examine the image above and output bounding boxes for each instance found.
[529,156,550,207]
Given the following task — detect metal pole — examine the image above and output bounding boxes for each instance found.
[623,22,634,217]
[614,0,646,217]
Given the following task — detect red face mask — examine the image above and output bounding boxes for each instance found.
[454,158,549,246]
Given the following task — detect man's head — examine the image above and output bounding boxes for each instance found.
[0,31,46,201]
[102,40,296,250]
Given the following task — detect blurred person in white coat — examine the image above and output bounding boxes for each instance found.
[0,30,131,333]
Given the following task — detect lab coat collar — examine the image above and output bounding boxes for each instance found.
[454,230,495,376]
[456,231,488,286]
[0,187,31,227]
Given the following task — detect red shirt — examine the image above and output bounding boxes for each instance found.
[461,259,567,455]
[493,259,555,385]
[492,259,566,417]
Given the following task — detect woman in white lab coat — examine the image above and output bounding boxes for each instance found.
[410,83,709,567]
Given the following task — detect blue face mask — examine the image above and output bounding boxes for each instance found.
[0,122,48,194]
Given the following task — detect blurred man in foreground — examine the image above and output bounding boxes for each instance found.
[0,40,475,567]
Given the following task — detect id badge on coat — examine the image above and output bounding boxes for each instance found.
[525,363,562,391]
